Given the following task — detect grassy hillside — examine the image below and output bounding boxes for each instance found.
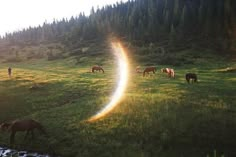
[0,44,236,157]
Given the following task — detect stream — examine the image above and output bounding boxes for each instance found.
[0,146,53,157]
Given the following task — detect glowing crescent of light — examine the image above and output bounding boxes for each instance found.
[88,42,129,122]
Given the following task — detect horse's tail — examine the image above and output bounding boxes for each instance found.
[0,123,13,133]
[92,67,94,73]
[185,74,189,83]
[195,74,198,82]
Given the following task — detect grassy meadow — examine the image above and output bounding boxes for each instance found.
[0,46,236,157]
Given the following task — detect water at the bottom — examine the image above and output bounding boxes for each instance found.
[0,147,53,157]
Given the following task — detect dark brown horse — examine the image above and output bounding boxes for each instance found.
[186,73,197,83]
[143,67,156,77]
[0,119,47,145]
[92,66,104,73]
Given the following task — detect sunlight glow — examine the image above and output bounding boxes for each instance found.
[88,42,129,122]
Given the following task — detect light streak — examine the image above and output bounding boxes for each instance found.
[88,42,129,122]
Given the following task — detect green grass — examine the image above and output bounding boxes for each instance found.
[0,51,236,157]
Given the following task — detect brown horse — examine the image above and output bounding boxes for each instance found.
[143,67,156,77]
[0,119,47,145]
[186,73,197,83]
[92,66,104,73]
[161,68,175,78]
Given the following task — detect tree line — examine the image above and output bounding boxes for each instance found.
[0,0,236,52]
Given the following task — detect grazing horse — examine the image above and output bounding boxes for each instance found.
[161,68,175,78]
[8,67,12,77]
[0,119,47,145]
[136,66,142,73]
[185,73,197,83]
[92,66,104,73]
[143,67,156,77]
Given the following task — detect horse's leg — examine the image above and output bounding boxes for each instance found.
[10,131,16,145]
[187,78,190,83]
[24,130,30,140]
[31,130,35,139]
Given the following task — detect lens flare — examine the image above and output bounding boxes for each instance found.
[88,42,129,122]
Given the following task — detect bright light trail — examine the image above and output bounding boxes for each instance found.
[88,42,129,122]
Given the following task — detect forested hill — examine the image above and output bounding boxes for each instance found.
[0,0,236,53]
